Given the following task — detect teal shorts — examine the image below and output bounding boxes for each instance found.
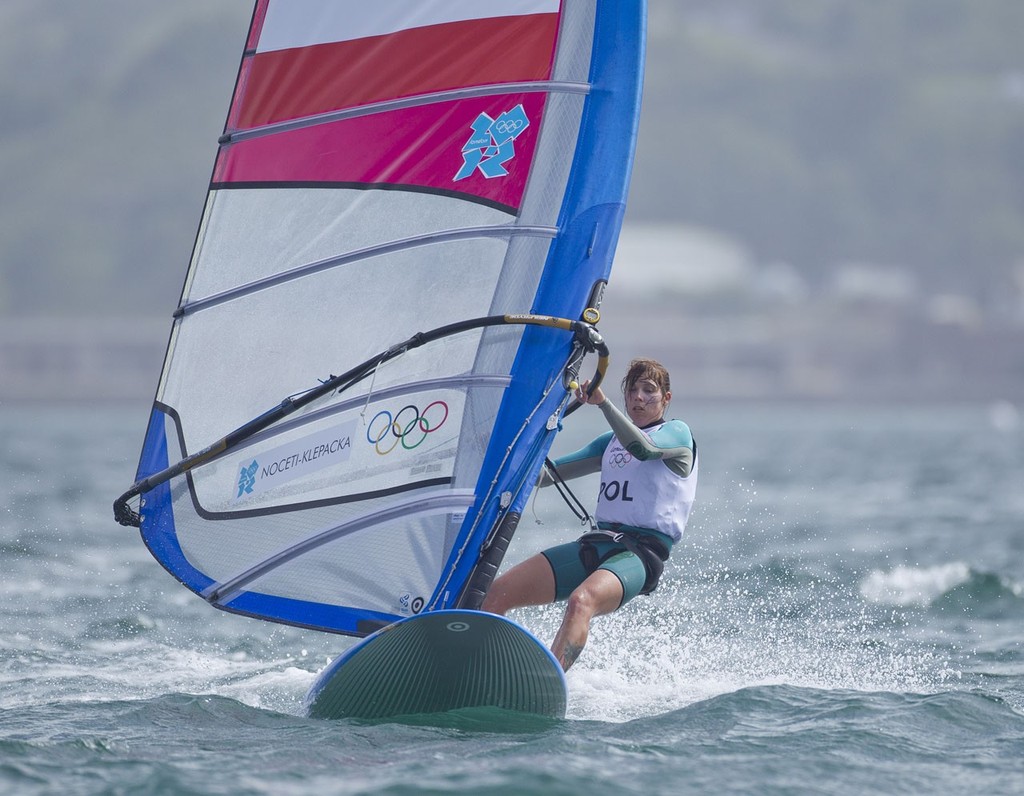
[541,539,649,607]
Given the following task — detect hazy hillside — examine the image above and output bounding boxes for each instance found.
[0,1,250,314]
[2,0,1023,316]
[634,1,1024,306]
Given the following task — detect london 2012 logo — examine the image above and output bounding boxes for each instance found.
[454,104,530,181]
[237,460,259,498]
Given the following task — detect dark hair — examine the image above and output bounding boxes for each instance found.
[621,358,671,395]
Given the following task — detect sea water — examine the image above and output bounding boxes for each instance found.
[1,402,1022,795]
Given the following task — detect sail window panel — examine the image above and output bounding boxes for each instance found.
[549,0,597,85]
[183,189,509,304]
[160,237,510,454]
[447,239,553,491]
[486,235,559,317]
[516,91,587,227]
[174,353,516,531]
[185,387,471,514]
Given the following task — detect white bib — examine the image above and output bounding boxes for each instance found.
[595,423,698,542]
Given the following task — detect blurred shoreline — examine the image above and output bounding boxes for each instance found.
[3,302,1021,407]
[599,293,1024,405]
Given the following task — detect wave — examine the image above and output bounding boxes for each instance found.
[623,684,1024,768]
[4,687,1021,796]
[524,579,956,724]
[0,638,320,720]
[860,563,1024,614]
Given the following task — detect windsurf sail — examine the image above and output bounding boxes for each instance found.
[115,0,646,637]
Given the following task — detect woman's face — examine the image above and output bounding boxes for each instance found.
[625,377,670,427]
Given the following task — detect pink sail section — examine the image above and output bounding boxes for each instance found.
[213,93,547,212]
[229,11,559,130]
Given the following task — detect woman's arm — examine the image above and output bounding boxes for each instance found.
[536,432,611,486]
[598,400,693,477]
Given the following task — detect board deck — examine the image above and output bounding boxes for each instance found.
[305,610,567,720]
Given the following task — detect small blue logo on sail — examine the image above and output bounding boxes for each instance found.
[454,104,530,181]
[238,460,259,498]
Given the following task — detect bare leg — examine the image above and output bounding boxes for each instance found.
[481,553,556,615]
[550,569,623,671]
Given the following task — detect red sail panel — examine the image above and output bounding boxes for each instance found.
[214,93,548,212]
[233,15,559,130]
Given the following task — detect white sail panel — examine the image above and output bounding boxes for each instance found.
[181,189,510,304]
[162,235,528,452]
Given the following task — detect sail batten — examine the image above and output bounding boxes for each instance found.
[224,374,514,455]
[176,224,559,317]
[119,0,646,637]
[222,81,591,146]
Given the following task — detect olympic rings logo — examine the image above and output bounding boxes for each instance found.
[366,401,449,455]
[608,451,633,468]
[494,119,524,135]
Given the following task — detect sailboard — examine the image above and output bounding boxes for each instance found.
[306,610,566,720]
[114,0,646,720]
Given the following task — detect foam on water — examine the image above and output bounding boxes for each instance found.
[860,562,973,607]
[513,559,956,724]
